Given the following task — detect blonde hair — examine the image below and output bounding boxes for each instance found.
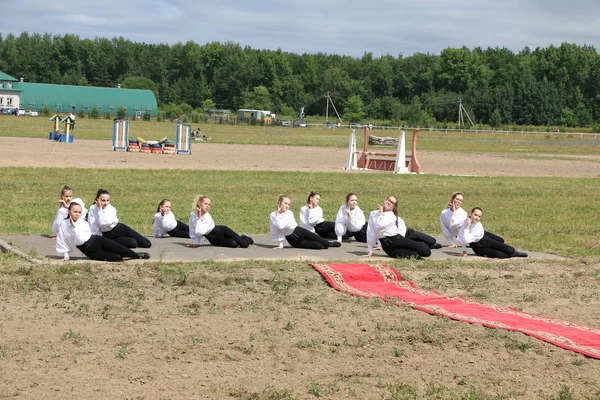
[60,185,73,197]
[277,195,290,209]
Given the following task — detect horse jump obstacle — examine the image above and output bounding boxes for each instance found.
[344,126,421,174]
[48,114,75,143]
[111,120,191,155]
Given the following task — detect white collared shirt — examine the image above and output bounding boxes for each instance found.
[56,218,92,259]
[366,210,407,251]
[440,207,467,245]
[299,205,324,232]
[189,211,215,245]
[270,210,297,242]
[88,204,118,235]
[334,204,366,237]
[457,219,484,252]
[51,199,88,234]
[152,211,178,237]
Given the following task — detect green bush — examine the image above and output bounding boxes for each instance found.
[117,106,127,119]
[143,111,151,121]
[90,107,99,119]
[41,105,50,117]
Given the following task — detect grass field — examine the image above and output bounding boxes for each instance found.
[2,115,600,154]
[1,167,598,257]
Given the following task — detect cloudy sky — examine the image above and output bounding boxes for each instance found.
[2,0,599,57]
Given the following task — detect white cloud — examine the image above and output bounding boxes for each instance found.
[2,0,599,56]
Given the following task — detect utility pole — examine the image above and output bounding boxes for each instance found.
[457,98,475,129]
[326,91,330,123]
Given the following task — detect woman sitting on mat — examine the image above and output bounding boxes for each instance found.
[299,191,338,240]
[152,199,190,238]
[334,192,366,243]
[88,188,152,249]
[365,195,431,259]
[51,184,87,237]
[440,191,468,247]
[188,195,253,248]
[270,195,341,250]
[457,207,528,258]
[56,201,150,262]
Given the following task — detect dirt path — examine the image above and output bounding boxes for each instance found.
[3,137,600,177]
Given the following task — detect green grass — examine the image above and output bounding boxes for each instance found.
[0,167,598,257]
[2,115,599,154]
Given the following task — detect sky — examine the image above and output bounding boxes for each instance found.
[2,0,600,58]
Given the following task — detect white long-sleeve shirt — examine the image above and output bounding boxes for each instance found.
[334,204,366,237]
[440,207,467,245]
[56,218,92,259]
[87,204,119,235]
[299,205,324,232]
[51,198,88,234]
[366,210,407,252]
[152,211,178,237]
[189,211,215,245]
[457,219,484,252]
[270,210,298,243]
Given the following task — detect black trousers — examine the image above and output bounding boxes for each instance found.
[286,226,332,250]
[205,225,251,248]
[103,222,152,248]
[380,234,431,259]
[347,223,368,243]
[470,232,515,259]
[77,235,139,262]
[314,221,338,239]
[167,220,190,238]
[405,228,437,248]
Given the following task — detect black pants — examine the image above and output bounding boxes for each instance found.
[286,226,333,250]
[103,222,152,248]
[347,223,367,243]
[470,232,515,258]
[205,225,251,248]
[77,235,139,262]
[405,228,437,248]
[167,221,190,238]
[314,221,338,240]
[380,234,431,259]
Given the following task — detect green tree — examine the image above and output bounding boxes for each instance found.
[201,99,216,113]
[489,108,502,127]
[240,86,272,110]
[121,76,159,100]
[343,95,365,123]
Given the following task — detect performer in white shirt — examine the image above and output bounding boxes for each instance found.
[56,201,150,261]
[270,195,341,250]
[88,188,152,248]
[457,207,528,258]
[365,196,431,259]
[152,199,189,238]
[334,192,366,243]
[188,195,253,248]
[440,191,468,247]
[299,191,338,240]
[51,185,87,236]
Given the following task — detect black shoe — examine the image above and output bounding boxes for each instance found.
[431,243,442,249]
[328,241,342,248]
[136,252,151,259]
[241,234,254,245]
[512,251,528,258]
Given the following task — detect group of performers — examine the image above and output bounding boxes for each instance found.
[52,187,527,262]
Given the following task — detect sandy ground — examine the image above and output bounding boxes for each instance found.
[2,136,600,399]
[2,137,600,177]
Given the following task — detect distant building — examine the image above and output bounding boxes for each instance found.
[0,71,158,117]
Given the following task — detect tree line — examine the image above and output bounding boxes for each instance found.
[1,32,600,127]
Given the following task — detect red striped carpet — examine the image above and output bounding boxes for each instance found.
[311,263,600,359]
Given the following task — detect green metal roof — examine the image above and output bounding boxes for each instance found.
[0,71,18,81]
[13,82,158,116]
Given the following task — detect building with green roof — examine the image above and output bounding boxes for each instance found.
[0,71,157,117]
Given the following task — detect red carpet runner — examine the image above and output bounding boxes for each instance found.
[312,263,600,359]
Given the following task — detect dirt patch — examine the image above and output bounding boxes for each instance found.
[1,258,599,399]
[2,137,600,177]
